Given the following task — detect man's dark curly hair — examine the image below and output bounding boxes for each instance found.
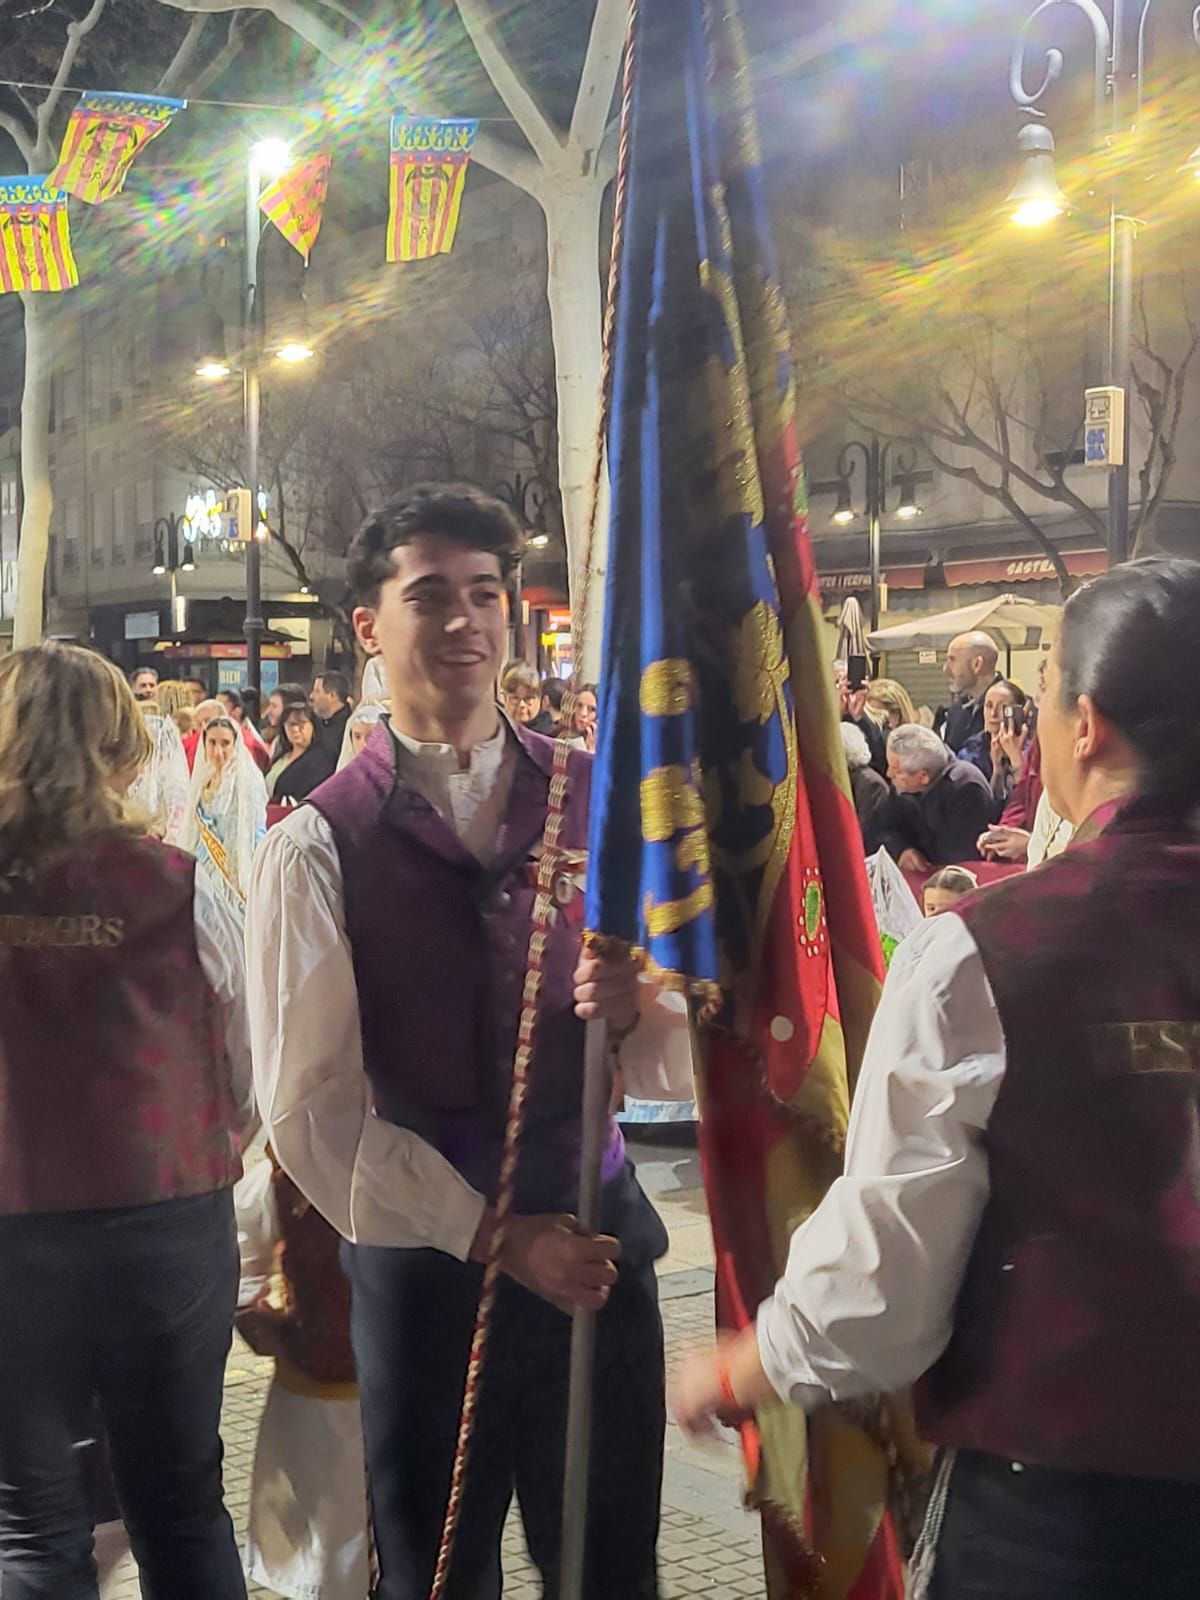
[347,483,524,608]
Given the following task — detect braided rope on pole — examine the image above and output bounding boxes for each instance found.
[568,0,641,686]
[426,737,575,1600]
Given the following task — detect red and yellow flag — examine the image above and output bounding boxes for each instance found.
[260,153,332,262]
[49,91,185,205]
[386,117,478,263]
[585,0,922,1592]
[0,178,77,294]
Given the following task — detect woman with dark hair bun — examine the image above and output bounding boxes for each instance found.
[674,560,1200,1597]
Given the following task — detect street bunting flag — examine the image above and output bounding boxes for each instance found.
[386,116,478,262]
[260,153,332,262]
[0,178,77,293]
[585,2,918,1594]
[49,91,186,205]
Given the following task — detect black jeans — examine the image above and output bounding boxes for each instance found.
[0,1189,246,1600]
[930,1448,1200,1599]
[344,1242,665,1600]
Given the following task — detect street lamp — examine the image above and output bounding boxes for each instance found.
[1004,124,1069,228]
[1007,0,1200,565]
[151,511,198,636]
[813,441,932,631]
[194,138,315,694]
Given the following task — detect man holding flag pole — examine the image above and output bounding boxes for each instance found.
[247,483,692,1600]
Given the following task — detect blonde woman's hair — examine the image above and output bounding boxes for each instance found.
[154,679,195,736]
[154,679,192,719]
[865,677,917,730]
[0,643,152,874]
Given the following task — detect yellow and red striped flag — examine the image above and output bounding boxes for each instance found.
[386,117,478,263]
[49,91,185,205]
[259,153,332,262]
[0,178,77,294]
[585,1,925,1593]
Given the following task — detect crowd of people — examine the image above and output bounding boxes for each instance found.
[838,629,1055,878]
[4,485,1198,1600]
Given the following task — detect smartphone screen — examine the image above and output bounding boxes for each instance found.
[847,654,868,691]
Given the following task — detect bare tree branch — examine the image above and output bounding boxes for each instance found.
[155,14,209,94]
[455,0,562,169]
[0,110,35,168]
[569,0,625,172]
[187,10,252,97]
[34,0,108,164]
[155,0,351,67]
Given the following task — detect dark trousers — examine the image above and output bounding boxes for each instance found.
[0,1190,246,1600]
[344,1242,665,1600]
[930,1448,1200,1599]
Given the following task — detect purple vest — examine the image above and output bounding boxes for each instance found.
[0,832,241,1216]
[915,805,1200,1480]
[309,723,625,1214]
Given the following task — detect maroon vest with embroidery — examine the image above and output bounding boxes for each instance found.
[0,832,241,1216]
[309,723,623,1214]
[914,808,1200,1480]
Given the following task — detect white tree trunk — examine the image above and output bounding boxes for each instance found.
[541,177,609,680]
[13,294,55,649]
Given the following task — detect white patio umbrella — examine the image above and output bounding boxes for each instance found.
[866,593,1062,654]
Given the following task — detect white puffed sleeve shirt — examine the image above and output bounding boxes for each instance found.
[756,912,1008,1407]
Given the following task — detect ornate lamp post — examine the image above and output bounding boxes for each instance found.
[814,438,931,632]
[1006,1,1200,564]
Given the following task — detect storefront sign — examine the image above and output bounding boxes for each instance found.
[818,565,926,597]
[944,549,1107,587]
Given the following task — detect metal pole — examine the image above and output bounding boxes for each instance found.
[1108,211,1133,566]
[244,150,264,695]
[867,439,883,633]
[559,1016,611,1600]
[1107,0,1133,567]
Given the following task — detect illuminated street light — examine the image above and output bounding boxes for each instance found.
[274,339,315,365]
[1005,125,1068,228]
[831,478,856,525]
[894,467,924,519]
[252,137,293,181]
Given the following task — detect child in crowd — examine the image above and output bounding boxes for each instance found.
[922,865,979,917]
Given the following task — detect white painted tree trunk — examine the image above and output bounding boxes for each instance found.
[542,178,609,681]
[13,293,55,649]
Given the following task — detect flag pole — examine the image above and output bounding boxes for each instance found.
[559,1015,611,1600]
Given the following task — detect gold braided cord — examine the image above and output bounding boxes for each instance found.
[571,0,640,683]
[427,739,574,1600]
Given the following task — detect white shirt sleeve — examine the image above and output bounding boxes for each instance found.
[756,912,1006,1406]
[192,867,256,1138]
[245,807,486,1259]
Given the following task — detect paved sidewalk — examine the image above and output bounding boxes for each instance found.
[105,1136,767,1598]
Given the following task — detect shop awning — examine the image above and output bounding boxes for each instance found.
[943,548,1106,586]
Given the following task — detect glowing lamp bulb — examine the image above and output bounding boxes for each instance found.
[252,138,292,181]
[274,341,315,365]
[1011,197,1063,229]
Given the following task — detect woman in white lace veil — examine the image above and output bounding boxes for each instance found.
[337,703,387,771]
[128,703,191,846]
[183,716,267,921]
